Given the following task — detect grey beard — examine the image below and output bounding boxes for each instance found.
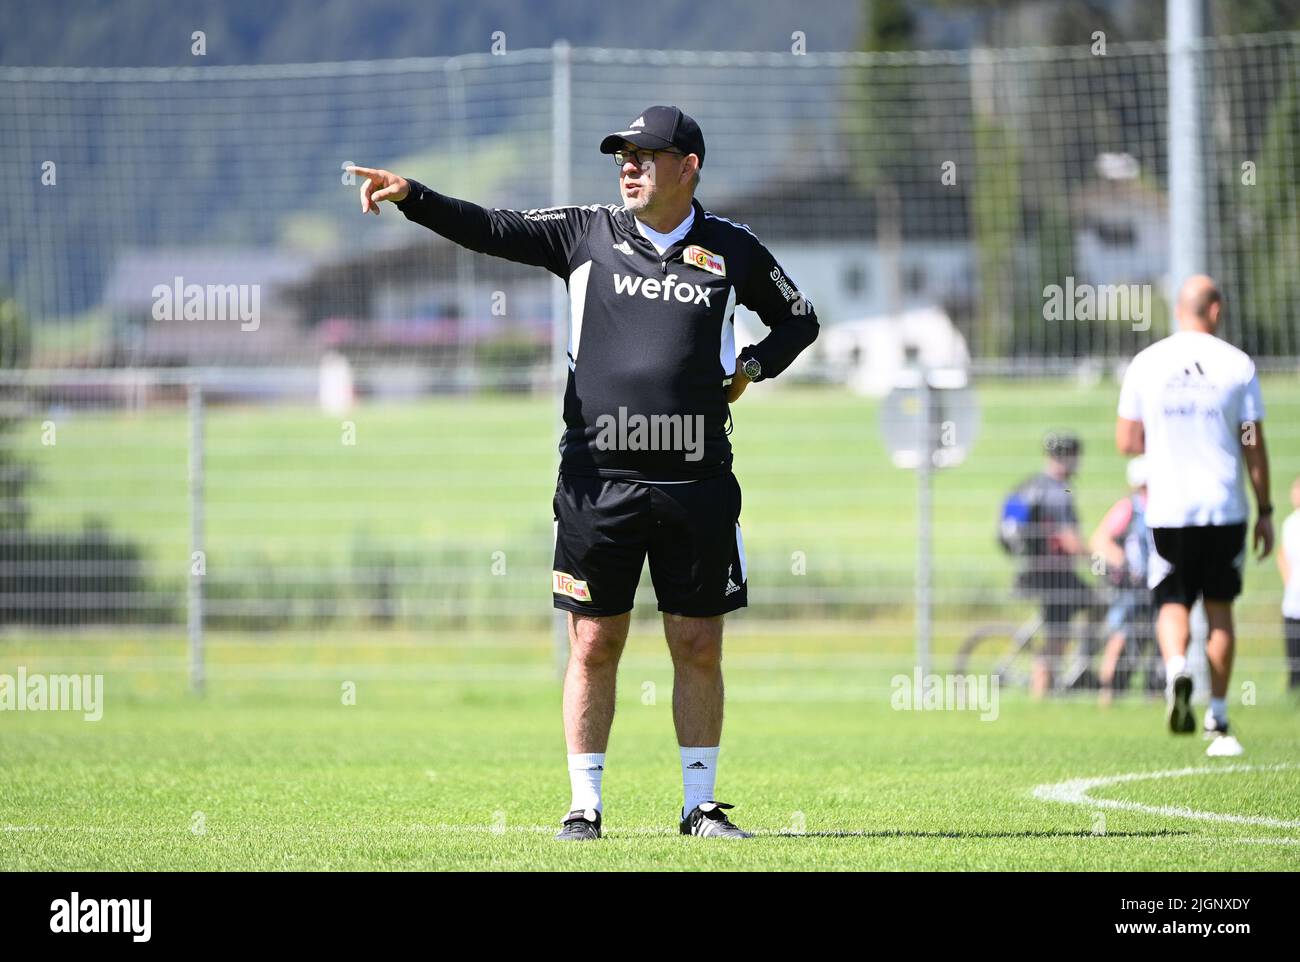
[622,188,654,212]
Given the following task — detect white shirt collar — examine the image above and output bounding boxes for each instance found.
[633,206,695,254]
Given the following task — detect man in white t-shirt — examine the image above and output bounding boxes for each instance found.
[1116,275,1273,756]
[1278,476,1300,692]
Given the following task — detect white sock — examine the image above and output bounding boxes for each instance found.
[567,753,605,813]
[1208,697,1228,726]
[1166,654,1188,685]
[681,746,720,817]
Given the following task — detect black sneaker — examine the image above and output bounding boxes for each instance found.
[679,801,754,838]
[554,807,601,841]
[1166,672,1195,734]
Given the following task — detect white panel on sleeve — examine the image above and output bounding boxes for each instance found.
[567,260,592,371]
[720,285,737,381]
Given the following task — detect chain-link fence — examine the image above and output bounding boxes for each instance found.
[2,368,1295,688]
[2,39,1298,691]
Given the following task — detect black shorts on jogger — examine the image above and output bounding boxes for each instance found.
[552,471,747,617]
[1149,523,1248,607]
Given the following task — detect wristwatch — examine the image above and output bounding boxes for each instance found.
[1258,504,1274,517]
[740,352,763,382]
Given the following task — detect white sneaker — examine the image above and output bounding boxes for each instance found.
[1206,734,1244,756]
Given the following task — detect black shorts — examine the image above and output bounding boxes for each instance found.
[1015,567,1098,632]
[552,471,747,617]
[1149,523,1248,607]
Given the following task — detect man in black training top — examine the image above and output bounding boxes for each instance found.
[349,105,819,840]
[1015,433,1098,697]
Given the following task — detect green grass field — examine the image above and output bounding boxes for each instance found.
[2,628,1298,870]
[2,380,1299,870]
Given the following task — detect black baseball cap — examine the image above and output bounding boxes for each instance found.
[599,106,706,166]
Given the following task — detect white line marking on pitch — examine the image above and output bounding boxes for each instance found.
[1233,836,1300,845]
[1032,763,1300,829]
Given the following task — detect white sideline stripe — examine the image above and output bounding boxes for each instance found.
[702,210,758,240]
[1233,836,1300,845]
[1031,763,1300,829]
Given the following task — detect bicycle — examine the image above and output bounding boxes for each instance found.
[954,589,1108,693]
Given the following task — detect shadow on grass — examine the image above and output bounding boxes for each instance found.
[598,828,1192,839]
[761,829,1192,839]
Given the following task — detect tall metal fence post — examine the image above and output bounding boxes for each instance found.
[1167,0,1205,325]
[1168,0,1212,701]
[915,373,933,677]
[551,40,572,680]
[188,379,205,695]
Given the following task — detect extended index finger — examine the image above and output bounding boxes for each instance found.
[346,165,380,180]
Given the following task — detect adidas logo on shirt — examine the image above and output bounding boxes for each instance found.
[612,240,633,256]
[613,272,711,306]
